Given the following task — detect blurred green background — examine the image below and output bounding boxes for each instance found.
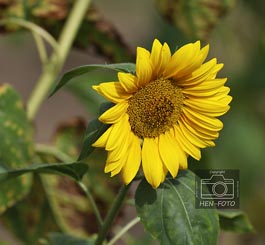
[0,0,265,244]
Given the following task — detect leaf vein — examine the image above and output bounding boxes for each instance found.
[168,179,193,233]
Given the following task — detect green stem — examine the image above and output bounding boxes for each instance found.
[0,18,59,50]
[107,217,140,245]
[35,143,103,229]
[35,143,74,163]
[32,32,48,65]
[27,0,91,120]
[95,184,131,245]
[77,181,103,228]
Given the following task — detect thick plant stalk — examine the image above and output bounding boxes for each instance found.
[27,0,91,121]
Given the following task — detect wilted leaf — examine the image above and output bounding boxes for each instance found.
[135,170,219,245]
[1,176,59,243]
[155,0,236,40]
[0,1,132,62]
[0,84,33,214]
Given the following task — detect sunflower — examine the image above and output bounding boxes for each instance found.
[92,39,232,188]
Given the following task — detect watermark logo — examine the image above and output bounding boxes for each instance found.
[195,169,239,209]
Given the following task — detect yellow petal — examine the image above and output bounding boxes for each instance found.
[174,125,201,160]
[165,41,204,79]
[92,126,113,148]
[177,58,218,87]
[105,114,129,151]
[208,63,224,80]
[179,120,215,148]
[93,82,131,103]
[99,101,128,124]
[173,133,188,169]
[150,40,172,78]
[184,98,231,116]
[110,159,125,176]
[150,39,163,73]
[104,117,131,174]
[104,157,123,174]
[175,43,209,79]
[184,78,227,92]
[136,47,153,87]
[142,138,167,188]
[182,107,223,131]
[158,130,179,178]
[118,72,138,93]
[159,42,172,77]
[121,133,142,184]
[179,114,219,140]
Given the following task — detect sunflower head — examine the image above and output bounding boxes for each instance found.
[92,39,232,189]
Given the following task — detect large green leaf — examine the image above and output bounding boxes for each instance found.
[218,210,254,233]
[135,170,219,245]
[0,84,33,213]
[50,63,135,96]
[0,162,89,183]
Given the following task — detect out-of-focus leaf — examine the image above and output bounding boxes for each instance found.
[46,232,96,245]
[54,118,87,157]
[155,0,236,40]
[50,63,135,96]
[0,84,33,214]
[75,7,133,62]
[135,170,219,245]
[38,119,121,237]
[0,162,89,183]
[0,1,133,62]
[78,102,113,160]
[1,176,59,243]
[218,210,255,233]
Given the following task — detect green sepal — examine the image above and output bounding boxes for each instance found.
[78,102,113,160]
[50,63,135,96]
[135,170,219,245]
[218,210,255,233]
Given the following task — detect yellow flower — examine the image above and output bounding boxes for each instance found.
[92,39,232,188]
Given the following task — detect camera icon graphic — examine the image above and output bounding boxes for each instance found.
[200,174,234,199]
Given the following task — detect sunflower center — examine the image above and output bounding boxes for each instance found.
[127,79,184,138]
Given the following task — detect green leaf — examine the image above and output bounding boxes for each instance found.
[50,63,135,96]
[135,170,219,245]
[218,210,254,233]
[0,162,89,183]
[0,84,34,213]
[46,232,96,245]
[78,102,113,160]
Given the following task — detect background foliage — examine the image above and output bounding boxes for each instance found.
[0,0,264,244]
